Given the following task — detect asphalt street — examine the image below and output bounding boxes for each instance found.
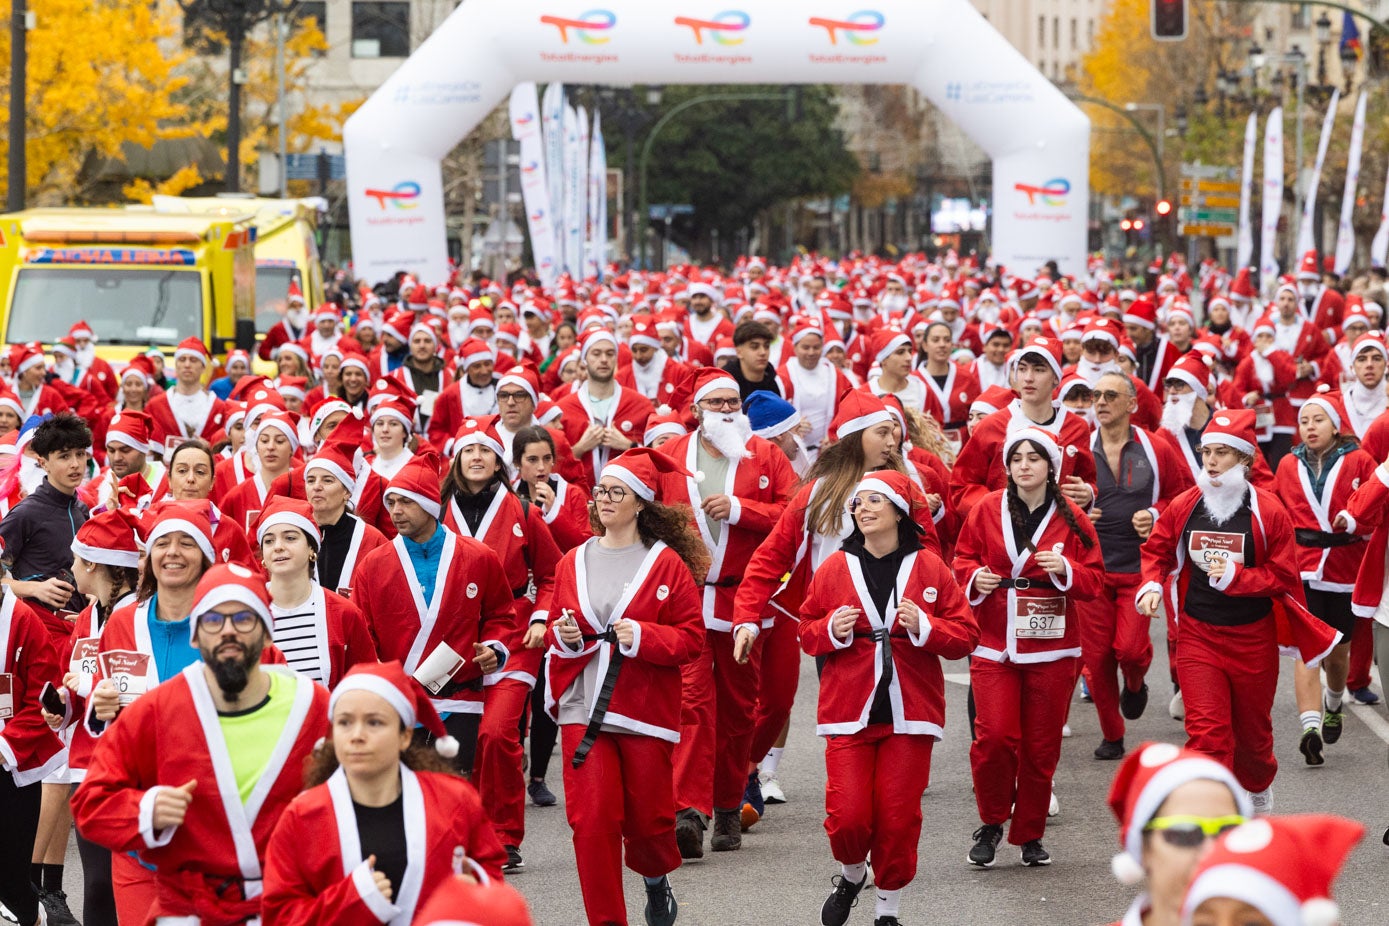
[64,621,1389,925]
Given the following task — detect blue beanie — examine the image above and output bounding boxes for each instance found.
[744,391,798,439]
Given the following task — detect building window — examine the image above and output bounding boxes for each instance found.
[1038,15,1045,51]
[1291,3,1309,30]
[1070,17,1078,50]
[352,2,410,58]
[1087,18,1095,45]
[1053,16,1060,49]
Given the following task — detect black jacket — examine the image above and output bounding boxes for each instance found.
[0,479,89,611]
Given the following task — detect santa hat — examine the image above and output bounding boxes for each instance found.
[1106,741,1252,885]
[828,390,893,443]
[853,470,927,531]
[1123,298,1158,331]
[972,384,1015,416]
[122,354,157,385]
[455,338,495,371]
[287,280,305,306]
[1252,314,1278,339]
[0,386,23,421]
[1296,249,1321,281]
[581,328,618,358]
[454,415,506,459]
[412,875,533,926]
[106,410,153,454]
[1165,353,1211,400]
[1201,409,1258,457]
[330,661,461,759]
[224,401,248,432]
[643,412,688,446]
[1056,372,1093,401]
[790,321,825,345]
[380,310,414,345]
[1352,330,1387,362]
[307,399,353,443]
[1081,318,1122,348]
[339,351,371,377]
[628,314,662,351]
[51,337,79,359]
[384,456,442,520]
[869,329,912,365]
[744,392,799,440]
[189,563,273,643]
[497,369,539,406]
[467,306,496,335]
[146,501,217,565]
[225,349,252,370]
[690,368,739,406]
[367,376,417,416]
[1003,426,1062,475]
[256,411,302,452]
[1013,336,1064,380]
[277,375,308,401]
[174,337,210,363]
[1229,267,1256,300]
[69,320,95,341]
[1167,304,1195,328]
[409,320,440,346]
[277,341,310,367]
[370,399,414,434]
[312,302,340,323]
[1303,386,1348,433]
[13,345,44,376]
[253,496,321,548]
[688,282,719,301]
[602,447,693,502]
[71,508,147,570]
[1180,815,1363,926]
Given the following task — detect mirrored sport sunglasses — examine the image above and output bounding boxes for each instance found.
[1143,814,1246,848]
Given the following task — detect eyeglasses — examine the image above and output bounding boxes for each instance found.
[1093,389,1129,404]
[496,390,531,403]
[196,610,261,634]
[592,485,629,502]
[699,397,742,411]
[1143,815,1246,848]
[848,493,889,512]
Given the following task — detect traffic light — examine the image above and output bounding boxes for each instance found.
[1156,199,1173,216]
[1151,0,1187,41]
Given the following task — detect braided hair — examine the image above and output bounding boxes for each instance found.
[1004,439,1095,549]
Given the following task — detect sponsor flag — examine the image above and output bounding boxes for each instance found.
[1334,91,1366,275]
[1260,107,1283,293]
[1296,89,1339,260]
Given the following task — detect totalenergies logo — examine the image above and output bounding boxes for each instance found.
[364,181,421,210]
[521,160,542,176]
[530,208,547,223]
[809,10,884,45]
[1014,178,1070,207]
[540,9,616,43]
[674,10,750,45]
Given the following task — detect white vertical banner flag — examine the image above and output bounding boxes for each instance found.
[586,110,607,279]
[1261,107,1284,294]
[1334,92,1367,276]
[563,105,584,274]
[1296,89,1340,259]
[574,106,589,276]
[541,84,566,268]
[509,83,560,287]
[1372,158,1389,269]
[1237,112,1257,270]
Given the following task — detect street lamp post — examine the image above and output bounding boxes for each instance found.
[7,0,28,211]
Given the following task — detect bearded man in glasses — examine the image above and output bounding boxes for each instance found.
[657,367,797,858]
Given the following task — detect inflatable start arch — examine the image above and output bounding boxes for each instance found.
[344,0,1090,282]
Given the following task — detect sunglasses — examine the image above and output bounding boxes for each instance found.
[1093,389,1129,403]
[196,610,262,634]
[1143,814,1245,848]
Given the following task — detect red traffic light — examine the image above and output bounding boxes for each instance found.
[1121,219,1133,231]
[1156,200,1173,216]
[1133,219,1146,230]
[1152,0,1187,41]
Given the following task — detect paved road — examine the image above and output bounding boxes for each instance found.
[64,623,1389,924]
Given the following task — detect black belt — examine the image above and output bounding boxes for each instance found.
[1294,529,1362,549]
[997,577,1037,589]
[704,576,739,589]
[852,627,897,687]
[572,627,623,769]
[512,583,530,599]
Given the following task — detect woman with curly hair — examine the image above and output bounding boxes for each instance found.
[262,661,507,926]
[543,447,707,926]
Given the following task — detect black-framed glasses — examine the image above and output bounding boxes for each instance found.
[496,390,531,403]
[592,485,629,502]
[196,610,261,634]
[848,493,889,513]
[1143,815,1245,848]
[699,397,742,411]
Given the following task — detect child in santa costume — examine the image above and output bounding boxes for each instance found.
[801,471,978,926]
[73,563,330,925]
[261,661,507,926]
[1138,409,1342,814]
[1102,742,1252,926]
[543,447,706,926]
[953,427,1105,867]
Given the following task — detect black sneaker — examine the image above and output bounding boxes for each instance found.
[675,808,705,860]
[1021,840,1051,867]
[1322,704,1344,745]
[968,823,1004,867]
[1093,738,1125,760]
[874,918,901,926]
[1120,683,1149,720]
[41,889,79,926]
[527,778,557,807]
[1299,727,1325,766]
[819,872,866,926]
[502,844,525,872]
[643,875,678,926]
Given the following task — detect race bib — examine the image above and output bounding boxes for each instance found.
[0,673,12,720]
[1188,530,1246,574]
[71,637,101,698]
[1011,592,1067,640]
[99,650,151,706]
[1253,402,1274,432]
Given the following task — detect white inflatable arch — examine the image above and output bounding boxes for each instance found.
[344,0,1090,283]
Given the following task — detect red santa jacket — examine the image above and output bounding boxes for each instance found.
[525,474,593,553]
[659,430,798,631]
[1309,287,1346,343]
[72,665,329,924]
[1137,485,1341,666]
[0,592,64,787]
[222,466,306,534]
[953,490,1105,664]
[1343,462,1389,622]
[16,382,71,420]
[212,448,254,506]
[269,585,379,689]
[1274,318,1334,410]
[145,390,229,448]
[353,530,518,715]
[798,547,978,737]
[919,361,980,432]
[542,540,704,741]
[557,384,656,488]
[1137,336,1181,396]
[258,318,308,361]
[1274,447,1374,593]
[617,352,690,410]
[1150,422,1277,490]
[262,766,506,926]
[1231,348,1297,437]
[948,400,1097,520]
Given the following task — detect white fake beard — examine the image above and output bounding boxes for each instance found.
[286,308,308,328]
[975,302,1000,324]
[880,293,909,314]
[76,345,96,368]
[1072,406,1096,428]
[1161,391,1198,435]
[20,456,44,496]
[1078,359,1120,386]
[53,357,75,381]
[448,321,469,347]
[1196,464,1249,526]
[1251,350,1274,390]
[700,413,753,460]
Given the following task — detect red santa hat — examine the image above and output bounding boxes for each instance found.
[1056,371,1093,401]
[256,411,302,452]
[122,354,157,385]
[497,369,539,406]
[853,470,928,529]
[0,386,23,421]
[643,411,688,446]
[13,345,44,376]
[1003,426,1062,475]
[580,328,618,358]
[1013,336,1064,380]
[51,336,79,359]
[602,447,693,501]
[869,329,912,365]
[1081,317,1122,348]
[1122,298,1158,331]
[380,310,414,345]
[971,384,1015,416]
[1296,249,1321,281]
[329,661,461,759]
[1352,330,1387,362]
[225,349,252,371]
[69,320,95,341]
[1252,314,1278,339]
[828,390,893,443]
[189,563,273,644]
[1180,815,1362,926]
[174,337,210,364]
[253,496,322,548]
[105,410,153,454]
[384,455,442,520]
[1165,353,1211,399]
[146,501,217,565]
[690,368,739,406]
[467,305,496,335]
[409,319,440,347]
[287,279,306,306]
[367,376,417,417]
[1303,386,1348,433]
[628,314,662,351]
[312,302,340,323]
[304,440,359,494]
[454,415,506,459]
[370,398,414,434]
[455,338,495,371]
[277,341,310,367]
[1200,409,1258,457]
[1106,741,1252,885]
[224,401,248,432]
[790,321,824,345]
[71,508,147,570]
[277,375,309,401]
[1167,304,1196,328]
[307,399,353,443]
[1229,267,1256,301]
[339,351,371,377]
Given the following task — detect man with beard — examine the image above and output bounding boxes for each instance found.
[558,329,655,488]
[684,283,732,347]
[623,314,690,409]
[1153,353,1273,490]
[73,564,329,925]
[1137,410,1340,815]
[258,284,309,362]
[658,369,797,857]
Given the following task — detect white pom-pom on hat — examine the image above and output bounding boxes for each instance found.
[694,470,706,484]
[435,735,461,759]
[1301,899,1340,926]
[1111,852,1145,885]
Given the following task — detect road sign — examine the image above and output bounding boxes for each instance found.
[1180,163,1238,181]
[1179,179,1241,195]
[1180,207,1237,222]
[1180,224,1237,238]
[1180,193,1240,209]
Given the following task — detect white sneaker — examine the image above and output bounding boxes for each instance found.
[1248,788,1273,815]
[1048,790,1060,817]
[760,774,786,804]
[1169,690,1185,720]
[1061,723,1072,738]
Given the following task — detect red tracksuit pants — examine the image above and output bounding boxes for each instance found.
[824,725,934,891]
[1347,617,1374,690]
[970,656,1075,845]
[475,678,530,847]
[672,629,761,814]
[112,850,158,926]
[561,725,681,926]
[750,616,800,765]
[1175,614,1278,792]
[1080,573,1153,741]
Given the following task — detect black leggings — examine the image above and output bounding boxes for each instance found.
[527,656,558,780]
[75,828,117,926]
[414,711,482,774]
[0,773,41,926]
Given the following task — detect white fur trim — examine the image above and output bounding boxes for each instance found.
[331,673,416,729]
[255,510,322,547]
